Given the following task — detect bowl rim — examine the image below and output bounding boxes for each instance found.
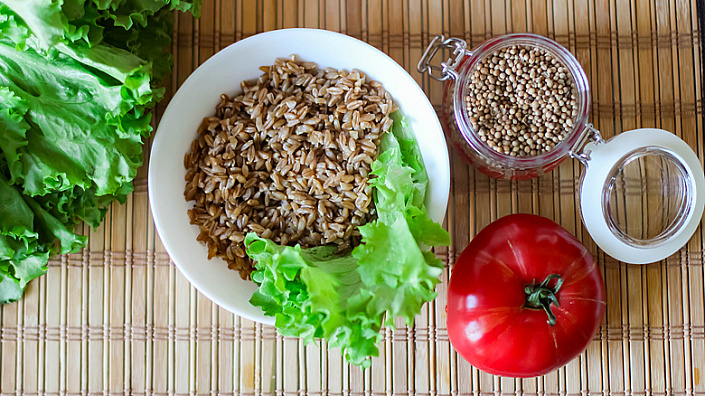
[148,27,451,323]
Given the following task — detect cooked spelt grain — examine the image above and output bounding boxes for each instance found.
[184,55,396,279]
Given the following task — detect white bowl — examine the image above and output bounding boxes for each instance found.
[149,28,450,324]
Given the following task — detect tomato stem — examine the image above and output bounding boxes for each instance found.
[524,274,563,326]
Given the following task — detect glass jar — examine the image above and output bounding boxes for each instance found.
[419,34,705,264]
[419,33,591,180]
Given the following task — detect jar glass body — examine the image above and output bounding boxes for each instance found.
[440,34,592,180]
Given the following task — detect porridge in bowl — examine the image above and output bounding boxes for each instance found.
[183,56,397,278]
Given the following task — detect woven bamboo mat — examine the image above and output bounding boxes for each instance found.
[2,0,705,394]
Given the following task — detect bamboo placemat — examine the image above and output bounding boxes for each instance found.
[2,0,705,395]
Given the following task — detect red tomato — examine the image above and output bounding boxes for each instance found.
[447,214,606,378]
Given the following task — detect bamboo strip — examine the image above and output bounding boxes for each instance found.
[490,0,514,246]
[36,271,46,395]
[672,1,700,393]
[389,320,406,395]
[152,239,171,393]
[21,267,38,394]
[173,271,191,394]
[415,306,432,396]
[325,0,341,32]
[237,318,255,394]
[466,3,493,395]
[688,0,705,393]
[633,2,658,395]
[275,12,301,393]
[661,0,689,385]
[44,259,62,396]
[87,218,106,393]
[260,324,276,394]
[153,12,179,392]
[367,0,383,50]
[647,262,667,396]
[552,0,583,390]
[188,280,196,394]
[573,1,599,394]
[217,308,235,394]
[199,0,216,63]
[387,0,403,69]
[449,4,474,391]
[302,0,318,28]
[427,3,451,396]
[64,232,82,394]
[196,283,215,394]
[348,358,363,396]
[407,0,423,92]
[345,3,363,394]
[131,185,150,393]
[446,7,473,390]
[241,0,257,38]
[325,338,342,396]
[101,220,110,394]
[371,326,387,393]
[593,0,624,394]
[362,0,390,391]
[407,0,435,389]
[210,304,219,394]
[0,283,15,393]
[426,0,446,112]
[618,2,649,396]
[212,5,237,393]
[221,0,237,45]
[123,194,139,393]
[195,3,216,394]
[15,286,23,395]
[174,10,195,396]
[652,0,677,395]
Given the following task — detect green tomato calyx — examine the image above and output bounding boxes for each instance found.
[524,274,564,327]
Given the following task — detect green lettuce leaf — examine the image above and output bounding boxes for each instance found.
[101,7,175,82]
[0,234,49,304]
[0,0,201,304]
[0,172,86,303]
[0,4,31,49]
[1,0,199,49]
[0,165,36,241]
[35,183,131,229]
[0,44,149,196]
[0,0,65,48]
[248,238,360,342]
[247,113,450,367]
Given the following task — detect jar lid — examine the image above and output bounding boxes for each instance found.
[579,129,705,264]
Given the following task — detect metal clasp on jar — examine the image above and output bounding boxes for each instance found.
[417,35,471,81]
[568,124,604,166]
